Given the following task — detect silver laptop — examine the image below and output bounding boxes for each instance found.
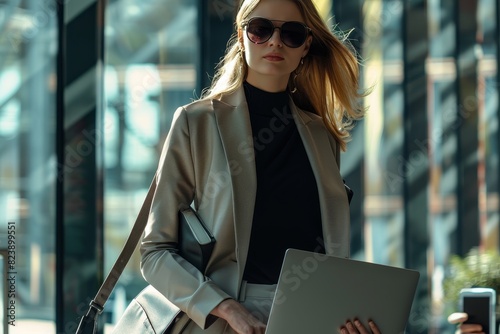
[265,248,420,334]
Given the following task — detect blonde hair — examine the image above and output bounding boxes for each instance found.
[201,0,366,151]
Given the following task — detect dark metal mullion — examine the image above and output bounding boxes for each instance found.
[455,0,480,256]
[403,0,430,267]
[55,0,65,332]
[57,1,103,332]
[197,0,237,94]
[402,1,430,332]
[96,0,106,304]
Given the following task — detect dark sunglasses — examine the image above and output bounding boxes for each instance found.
[242,17,311,48]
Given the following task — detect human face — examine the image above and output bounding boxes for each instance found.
[239,0,312,92]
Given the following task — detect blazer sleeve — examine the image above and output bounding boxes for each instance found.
[140,106,231,329]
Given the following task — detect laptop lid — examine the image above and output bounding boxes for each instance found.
[265,248,420,334]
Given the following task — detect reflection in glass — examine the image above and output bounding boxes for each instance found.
[0,1,57,332]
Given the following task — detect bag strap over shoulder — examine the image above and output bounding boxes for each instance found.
[94,176,157,307]
[76,176,157,334]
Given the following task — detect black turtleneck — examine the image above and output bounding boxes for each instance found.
[242,82,323,284]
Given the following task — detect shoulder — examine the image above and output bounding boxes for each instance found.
[170,98,219,129]
[176,93,237,117]
[171,96,236,135]
[178,98,214,115]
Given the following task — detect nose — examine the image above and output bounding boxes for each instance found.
[268,27,283,46]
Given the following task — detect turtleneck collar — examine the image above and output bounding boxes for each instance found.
[243,81,290,116]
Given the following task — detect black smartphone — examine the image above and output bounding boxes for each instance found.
[459,288,496,334]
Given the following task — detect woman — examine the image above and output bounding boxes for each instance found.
[140,0,377,333]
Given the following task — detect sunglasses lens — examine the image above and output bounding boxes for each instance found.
[281,22,308,48]
[245,18,309,48]
[246,18,274,44]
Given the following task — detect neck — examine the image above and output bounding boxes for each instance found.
[245,73,289,93]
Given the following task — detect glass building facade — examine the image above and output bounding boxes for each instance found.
[0,0,498,333]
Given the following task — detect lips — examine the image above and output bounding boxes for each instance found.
[264,53,284,61]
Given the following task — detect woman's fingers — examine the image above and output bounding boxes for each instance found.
[368,320,381,334]
[338,321,357,334]
[339,319,380,334]
[457,323,484,334]
[448,312,468,324]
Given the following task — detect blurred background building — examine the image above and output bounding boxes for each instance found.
[0,0,499,333]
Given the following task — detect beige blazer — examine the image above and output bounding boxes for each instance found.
[140,87,350,330]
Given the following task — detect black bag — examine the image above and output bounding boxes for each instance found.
[178,207,216,272]
[75,177,215,334]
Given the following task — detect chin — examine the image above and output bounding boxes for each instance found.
[256,67,293,77]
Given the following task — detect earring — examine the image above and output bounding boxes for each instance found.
[290,58,304,94]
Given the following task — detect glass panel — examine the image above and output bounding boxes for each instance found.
[0,1,57,333]
[362,0,405,266]
[427,0,460,331]
[103,0,199,330]
[426,0,499,331]
[477,0,499,250]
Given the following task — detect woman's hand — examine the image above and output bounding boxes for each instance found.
[448,312,484,334]
[339,319,381,334]
[211,299,267,334]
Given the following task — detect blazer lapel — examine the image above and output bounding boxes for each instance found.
[290,102,350,258]
[212,88,257,282]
